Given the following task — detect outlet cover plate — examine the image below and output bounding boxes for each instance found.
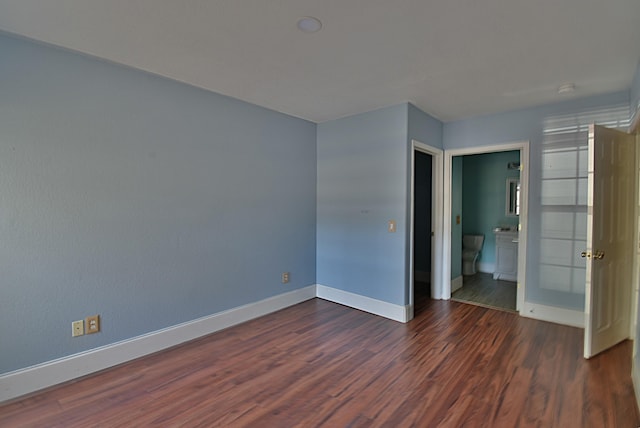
[86,315,100,334]
[72,320,84,337]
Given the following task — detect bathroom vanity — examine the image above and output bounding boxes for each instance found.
[493,230,518,281]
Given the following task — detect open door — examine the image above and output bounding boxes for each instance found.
[584,124,636,358]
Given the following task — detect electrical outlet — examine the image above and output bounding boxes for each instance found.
[388,220,396,233]
[72,320,84,337]
[282,272,290,284]
[86,315,100,334]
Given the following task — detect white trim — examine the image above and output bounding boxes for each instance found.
[443,141,529,313]
[517,144,530,312]
[0,281,585,403]
[477,262,496,274]
[492,273,517,282]
[451,275,463,293]
[520,302,584,328]
[410,140,445,315]
[0,286,316,403]
[443,153,452,299]
[316,284,410,322]
[0,280,586,404]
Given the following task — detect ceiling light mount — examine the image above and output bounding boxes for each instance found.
[297,17,322,33]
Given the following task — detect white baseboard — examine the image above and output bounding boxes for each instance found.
[316,284,410,323]
[0,283,588,403]
[477,262,496,274]
[0,285,316,403]
[520,302,584,328]
[451,276,463,293]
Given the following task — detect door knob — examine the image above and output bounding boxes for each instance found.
[593,251,605,260]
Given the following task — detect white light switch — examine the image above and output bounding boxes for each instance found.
[388,220,396,233]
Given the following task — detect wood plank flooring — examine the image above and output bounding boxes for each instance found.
[452,272,517,312]
[1,298,638,427]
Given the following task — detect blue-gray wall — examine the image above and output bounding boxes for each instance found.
[0,34,317,374]
[317,105,408,306]
[444,91,630,310]
[408,103,443,148]
[462,151,520,266]
[317,103,442,306]
[2,28,637,378]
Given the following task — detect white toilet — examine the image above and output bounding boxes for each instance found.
[462,234,484,276]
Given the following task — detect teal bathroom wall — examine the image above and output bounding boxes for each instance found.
[462,151,520,269]
[451,157,463,279]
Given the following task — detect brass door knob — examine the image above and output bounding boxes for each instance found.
[593,251,605,260]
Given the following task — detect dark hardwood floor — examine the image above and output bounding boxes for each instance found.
[452,272,517,312]
[1,298,638,427]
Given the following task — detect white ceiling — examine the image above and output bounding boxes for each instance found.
[1,0,639,123]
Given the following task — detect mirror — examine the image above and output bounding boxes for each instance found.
[506,178,520,216]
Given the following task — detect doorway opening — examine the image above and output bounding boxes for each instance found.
[443,142,529,312]
[409,140,444,319]
[414,151,433,310]
[449,151,521,312]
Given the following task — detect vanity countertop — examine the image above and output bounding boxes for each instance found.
[493,228,517,235]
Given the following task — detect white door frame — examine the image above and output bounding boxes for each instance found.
[409,140,444,320]
[443,141,529,311]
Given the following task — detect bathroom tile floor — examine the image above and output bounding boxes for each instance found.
[452,272,517,312]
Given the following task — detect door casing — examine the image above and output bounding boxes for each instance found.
[409,140,444,320]
[442,141,530,311]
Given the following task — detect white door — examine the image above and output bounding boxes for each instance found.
[584,125,636,358]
